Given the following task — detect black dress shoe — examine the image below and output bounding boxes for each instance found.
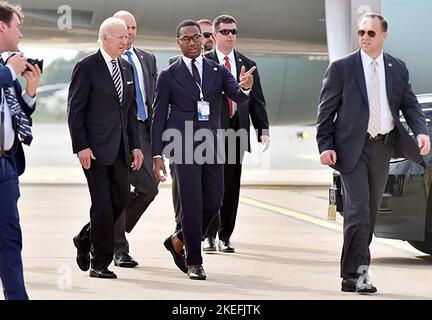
[163,235,187,274]
[73,236,90,271]
[341,278,357,292]
[187,265,206,280]
[203,237,217,253]
[219,239,235,253]
[114,254,139,268]
[356,274,377,293]
[89,268,117,279]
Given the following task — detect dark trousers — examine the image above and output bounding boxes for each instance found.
[340,138,393,279]
[206,113,244,241]
[114,121,159,256]
[175,163,224,266]
[170,162,182,232]
[77,148,129,270]
[0,157,28,300]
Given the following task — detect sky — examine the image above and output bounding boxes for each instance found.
[19,46,79,66]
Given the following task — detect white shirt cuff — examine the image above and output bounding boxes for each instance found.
[241,88,251,96]
[22,92,36,108]
[5,64,17,81]
[153,155,163,159]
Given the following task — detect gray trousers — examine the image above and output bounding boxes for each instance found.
[339,138,393,279]
[113,120,159,257]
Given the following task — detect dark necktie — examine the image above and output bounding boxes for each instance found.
[111,60,123,103]
[224,56,234,118]
[191,59,201,86]
[124,51,147,121]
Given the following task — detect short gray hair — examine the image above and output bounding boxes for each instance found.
[113,10,134,19]
[98,17,127,42]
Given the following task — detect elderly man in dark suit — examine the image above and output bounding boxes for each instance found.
[151,20,255,280]
[100,10,159,268]
[0,2,41,300]
[68,17,143,279]
[203,14,270,253]
[317,13,430,293]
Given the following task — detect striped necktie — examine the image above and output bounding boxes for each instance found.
[111,59,123,103]
[367,60,381,138]
[3,87,33,145]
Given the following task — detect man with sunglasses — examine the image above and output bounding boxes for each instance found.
[203,14,270,253]
[198,19,214,53]
[152,20,255,280]
[317,13,430,294]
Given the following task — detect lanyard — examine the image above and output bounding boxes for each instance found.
[195,81,204,101]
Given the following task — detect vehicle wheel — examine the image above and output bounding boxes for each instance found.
[408,240,432,254]
[408,188,432,254]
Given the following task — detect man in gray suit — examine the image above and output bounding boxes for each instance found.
[112,11,159,267]
[317,13,430,293]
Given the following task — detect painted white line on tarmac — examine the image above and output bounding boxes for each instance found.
[239,195,426,257]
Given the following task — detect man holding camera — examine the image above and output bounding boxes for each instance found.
[0,2,41,300]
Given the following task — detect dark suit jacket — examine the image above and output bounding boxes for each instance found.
[0,65,35,176]
[67,50,140,166]
[316,50,428,173]
[151,56,250,162]
[205,50,269,152]
[133,47,157,125]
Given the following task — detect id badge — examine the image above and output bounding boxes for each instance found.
[197,100,210,121]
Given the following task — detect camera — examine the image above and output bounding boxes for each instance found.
[5,53,43,73]
[26,58,43,73]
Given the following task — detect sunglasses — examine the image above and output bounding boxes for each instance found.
[217,28,238,36]
[357,29,380,38]
[202,32,213,39]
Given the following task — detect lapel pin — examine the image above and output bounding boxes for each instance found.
[239,58,242,62]
[140,55,144,59]
[213,67,218,71]
[388,63,392,67]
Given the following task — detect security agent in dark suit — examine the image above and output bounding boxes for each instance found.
[0,2,42,300]
[203,15,270,253]
[317,13,430,293]
[151,20,255,280]
[92,11,158,268]
[68,17,143,279]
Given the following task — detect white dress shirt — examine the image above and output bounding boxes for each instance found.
[182,55,203,87]
[100,47,123,94]
[122,47,148,117]
[360,49,394,134]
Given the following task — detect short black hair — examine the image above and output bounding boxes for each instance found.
[176,19,201,38]
[0,2,23,25]
[360,13,388,32]
[213,14,236,31]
